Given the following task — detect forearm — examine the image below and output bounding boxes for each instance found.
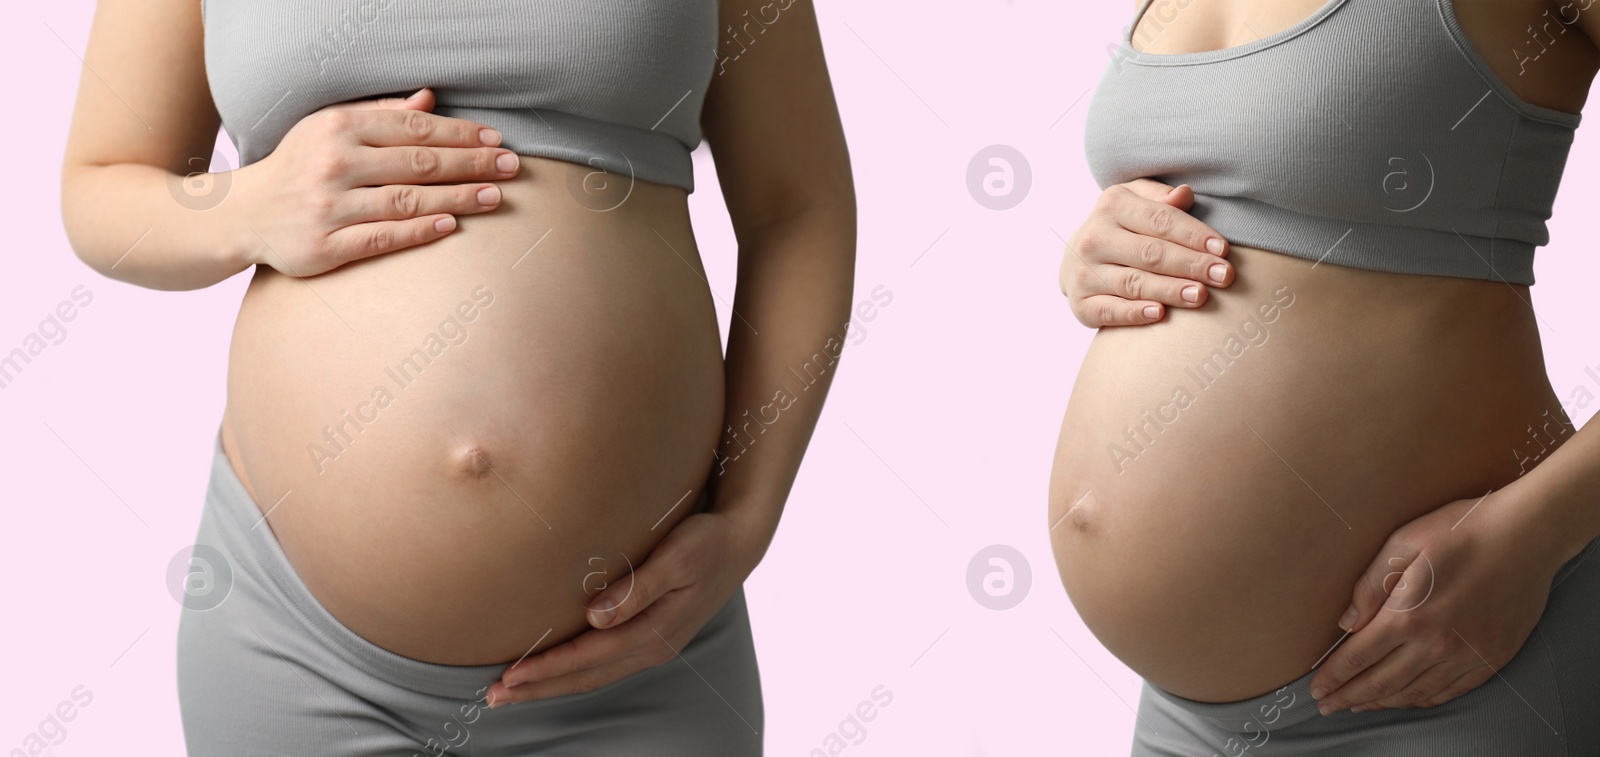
[706,204,856,555]
[61,162,253,291]
[1505,411,1600,564]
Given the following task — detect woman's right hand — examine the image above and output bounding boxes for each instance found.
[232,87,521,277]
[1060,179,1235,327]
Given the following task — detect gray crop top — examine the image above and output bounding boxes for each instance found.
[1084,0,1582,285]
[202,0,718,191]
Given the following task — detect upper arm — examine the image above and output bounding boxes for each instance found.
[700,0,855,237]
[61,0,221,175]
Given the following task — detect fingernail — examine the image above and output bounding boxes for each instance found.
[480,128,502,146]
[477,185,501,206]
[407,89,425,101]
[434,216,456,232]
[1339,607,1359,631]
[1208,262,1228,284]
[1142,305,1160,321]
[1181,285,1200,303]
[1318,703,1336,716]
[1351,705,1369,714]
[496,153,519,173]
[1206,237,1225,255]
[588,598,617,627]
[1311,686,1327,699]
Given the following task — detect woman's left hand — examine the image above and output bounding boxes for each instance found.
[486,508,767,707]
[1309,492,1566,715]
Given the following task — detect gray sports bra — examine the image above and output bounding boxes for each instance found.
[202,0,718,191]
[1084,0,1582,285]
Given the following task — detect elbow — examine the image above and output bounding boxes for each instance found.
[739,193,857,259]
[58,166,112,279]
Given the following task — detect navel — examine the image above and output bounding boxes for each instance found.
[453,443,494,479]
[1060,490,1095,534]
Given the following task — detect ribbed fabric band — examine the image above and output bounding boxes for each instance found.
[1147,669,1324,733]
[1085,0,1581,285]
[202,0,718,191]
[1193,194,1532,283]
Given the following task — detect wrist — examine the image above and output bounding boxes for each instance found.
[213,165,265,270]
[1491,479,1594,572]
[709,495,782,570]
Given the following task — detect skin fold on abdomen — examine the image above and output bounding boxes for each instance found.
[221,156,726,665]
[1049,245,1570,703]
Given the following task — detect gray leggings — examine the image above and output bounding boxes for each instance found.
[176,431,764,756]
[1131,533,1600,756]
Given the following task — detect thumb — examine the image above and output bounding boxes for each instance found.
[1160,182,1195,210]
[1341,546,1420,632]
[1121,178,1195,210]
[325,87,436,112]
[585,559,667,630]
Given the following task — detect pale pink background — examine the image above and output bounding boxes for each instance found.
[5,1,1598,755]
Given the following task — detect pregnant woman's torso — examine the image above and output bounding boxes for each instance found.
[206,1,725,665]
[1053,0,1595,702]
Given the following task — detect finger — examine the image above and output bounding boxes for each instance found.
[1339,549,1418,635]
[1319,643,1431,714]
[345,109,505,150]
[499,599,683,688]
[1104,182,1230,259]
[1077,224,1232,288]
[1421,664,1495,707]
[322,215,458,265]
[501,628,638,688]
[587,559,675,630]
[490,656,644,707]
[1362,659,1461,710]
[1071,294,1165,327]
[1120,179,1197,214]
[342,184,503,224]
[347,144,520,187]
[323,87,435,113]
[1310,617,1407,704]
[1103,262,1214,308]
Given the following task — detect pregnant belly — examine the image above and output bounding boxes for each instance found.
[221,156,724,665]
[1048,245,1569,702]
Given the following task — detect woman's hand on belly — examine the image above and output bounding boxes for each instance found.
[486,509,766,706]
[231,87,517,277]
[1309,490,1571,716]
[1060,179,1234,327]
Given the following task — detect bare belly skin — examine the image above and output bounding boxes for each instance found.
[220,156,724,665]
[1049,244,1571,702]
